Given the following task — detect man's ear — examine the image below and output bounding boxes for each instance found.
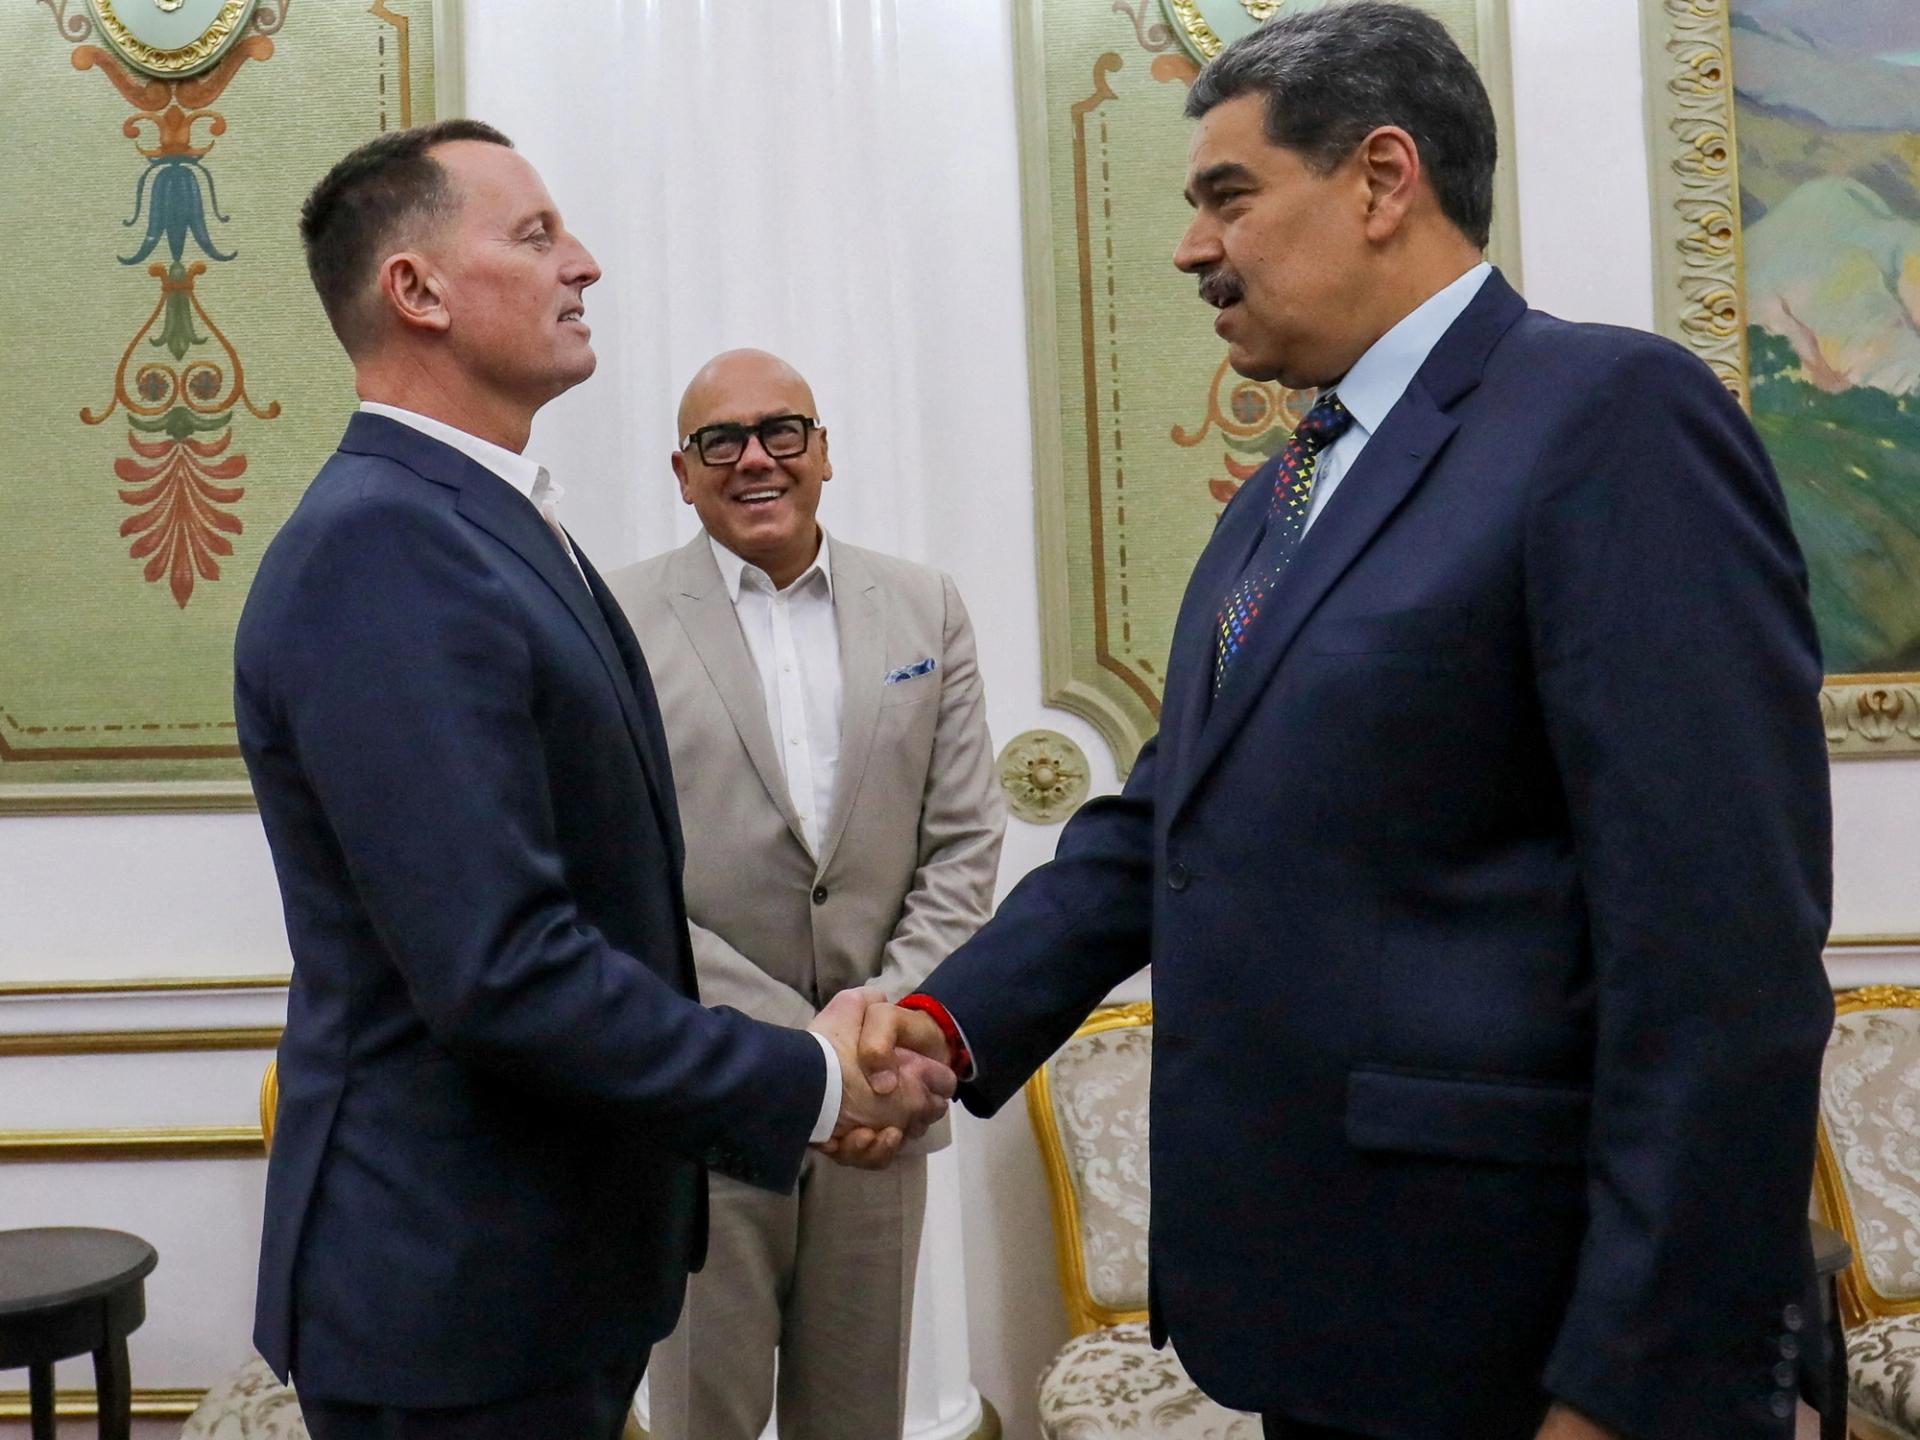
[818,427,832,483]
[1356,125,1422,242]
[671,449,694,504]
[378,251,450,334]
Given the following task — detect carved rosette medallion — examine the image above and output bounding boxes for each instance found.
[998,729,1093,825]
[85,0,261,79]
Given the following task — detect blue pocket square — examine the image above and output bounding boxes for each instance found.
[884,657,937,684]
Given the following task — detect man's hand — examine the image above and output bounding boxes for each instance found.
[809,989,955,1169]
[854,999,952,1096]
[1534,1403,1624,1440]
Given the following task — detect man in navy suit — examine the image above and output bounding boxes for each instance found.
[857,6,1833,1438]
[235,121,949,1440]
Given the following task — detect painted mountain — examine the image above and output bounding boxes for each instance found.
[1731,2,1920,673]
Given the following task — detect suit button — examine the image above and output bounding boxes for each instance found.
[1769,1392,1794,1420]
[1773,1361,1796,1388]
[1779,1334,1800,1360]
[1167,862,1190,892]
[812,886,829,905]
[1782,1303,1804,1332]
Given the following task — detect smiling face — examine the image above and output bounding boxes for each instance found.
[1173,93,1374,389]
[672,350,831,589]
[428,140,602,412]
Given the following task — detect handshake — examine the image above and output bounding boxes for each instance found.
[806,988,955,1170]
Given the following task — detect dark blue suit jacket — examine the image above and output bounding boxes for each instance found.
[923,272,1833,1440]
[235,413,825,1408]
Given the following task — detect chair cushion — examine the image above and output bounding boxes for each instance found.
[179,1354,307,1439]
[1822,1007,1920,1302]
[1849,1314,1920,1439]
[1038,1320,1259,1439]
[1046,1026,1153,1314]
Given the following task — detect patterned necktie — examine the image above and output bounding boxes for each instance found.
[1213,392,1354,694]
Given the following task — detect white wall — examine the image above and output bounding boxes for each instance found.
[3,2,1917,1438]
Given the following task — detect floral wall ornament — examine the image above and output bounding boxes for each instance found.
[68,19,281,607]
[998,729,1093,825]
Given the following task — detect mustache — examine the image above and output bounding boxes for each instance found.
[1197,267,1244,309]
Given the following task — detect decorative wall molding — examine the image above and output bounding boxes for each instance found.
[0,972,289,999]
[0,1386,204,1421]
[1826,934,1920,990]
[0,1026,280,1058]
[0,1124,264,1163]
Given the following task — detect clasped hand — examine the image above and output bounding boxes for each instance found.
[808,988,955,1170]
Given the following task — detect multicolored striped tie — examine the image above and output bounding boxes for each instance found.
[1213,393,1353,694]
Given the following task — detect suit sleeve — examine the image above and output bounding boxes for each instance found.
[917,730,1161,1116]
[264,499,823,1191]
[1523,344,1833,1439]
[872,575,1007,1000]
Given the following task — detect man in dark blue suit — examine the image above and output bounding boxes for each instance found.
[856,5,1833,1438]
[235,121,949,1440]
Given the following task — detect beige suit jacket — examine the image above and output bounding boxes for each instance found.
[608,533,1004,1148]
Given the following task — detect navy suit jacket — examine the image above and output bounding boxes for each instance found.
[922,272,1833,1440]
[235,413,825,1408]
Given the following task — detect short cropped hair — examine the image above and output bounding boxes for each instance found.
[1185,1,1496,249]
[298,118,513,353]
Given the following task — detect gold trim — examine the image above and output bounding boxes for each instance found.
[1164,0,1224,59]
[1025,1000,1155,1336]
[1814,985,1920,1328]
[0,1387,205,1421]
[86,0,255,78]
[0,972,289,999]
[0,779,256,816]
[0,1026,280,1058]
[1828,934,1920,950]
[0,1125,264,1162]
[261,1057,280,1150]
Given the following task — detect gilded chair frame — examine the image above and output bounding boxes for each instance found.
[1023,1000,1154,1337]
[1814,985,1920,1330]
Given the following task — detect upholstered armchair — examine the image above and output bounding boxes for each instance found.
[1025,1002,1258,1440]
[178,1062,645,1439]
[1815,986,1920,1440]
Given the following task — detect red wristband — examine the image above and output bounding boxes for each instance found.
[898,993,972,1080]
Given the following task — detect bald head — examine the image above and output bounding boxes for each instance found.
[676,349,819,439]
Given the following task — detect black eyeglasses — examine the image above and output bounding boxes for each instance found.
[680,414,820,467]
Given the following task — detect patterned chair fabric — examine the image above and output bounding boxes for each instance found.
[1847,1316,1920,1439]
[1043,1022,1154,1315]
[1038,1322,1260,1440]
[1822,1006,1920,1304]
[178,1355,307,1439]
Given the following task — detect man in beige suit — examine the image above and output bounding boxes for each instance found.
[608,349,1004,1440]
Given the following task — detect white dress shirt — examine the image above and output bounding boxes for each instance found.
[359,404,844,1141]
[358,402,585,581]
[707,531,844,856]
[1304,261,1492,534]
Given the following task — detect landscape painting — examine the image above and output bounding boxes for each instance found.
[1732,0,1920,678]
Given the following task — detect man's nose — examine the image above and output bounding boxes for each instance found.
[566,235,602,288]
[1173,214,1219,274]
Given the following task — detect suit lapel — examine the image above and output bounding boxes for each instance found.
[665,537,811,852]
[1164,270,1529,823]
[816,542,883,877]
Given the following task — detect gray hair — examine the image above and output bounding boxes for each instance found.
[1185,1,1496,249]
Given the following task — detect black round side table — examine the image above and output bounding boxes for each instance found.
[0,1228,158,1440]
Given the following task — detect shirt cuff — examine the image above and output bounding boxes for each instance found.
[808,1029,843,1145]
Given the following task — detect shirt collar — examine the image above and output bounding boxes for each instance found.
[1330,261,1492,439]
[709,528,834,604]
[359,401,558,508]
